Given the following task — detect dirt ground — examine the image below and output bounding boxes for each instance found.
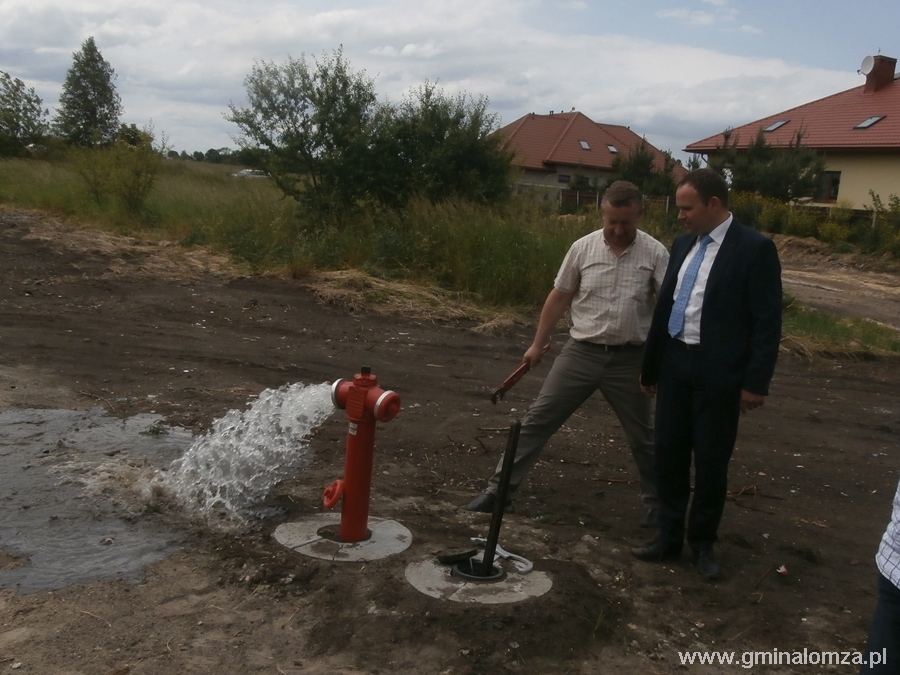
[0,208,899,674]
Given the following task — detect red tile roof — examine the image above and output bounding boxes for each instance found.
[496,111,686,177]
[686,69,900,153]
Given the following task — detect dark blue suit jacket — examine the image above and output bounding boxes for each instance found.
[641,218,782,396]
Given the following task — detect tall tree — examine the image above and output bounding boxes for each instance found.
[227,50,513,213]
[708,128,825,202]
[374,82,513,207]
[0,71,48,155]
[54,37,123,146]
[226,47,379,213]
[608,138,676,196]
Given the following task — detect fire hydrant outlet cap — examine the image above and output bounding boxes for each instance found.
[374,390,400,422]
[331,379,346,409]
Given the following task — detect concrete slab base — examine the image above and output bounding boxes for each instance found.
[405,554,553,604]
[273,513,412,562]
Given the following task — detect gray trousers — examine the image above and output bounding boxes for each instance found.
[487,338,658,507]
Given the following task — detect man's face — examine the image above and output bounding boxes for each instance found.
[676,184,720,235]
[601,200,642,249]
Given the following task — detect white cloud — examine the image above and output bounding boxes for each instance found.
[557,0,588,9]
[0,0,867,158]
[656,9,718,26]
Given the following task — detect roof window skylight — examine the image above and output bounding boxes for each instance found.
[579,140,591,150]
[763,120,789,132]
[855,115,885,129]
[607,144,618,153]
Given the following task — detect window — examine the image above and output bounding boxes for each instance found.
[855,115,885,129]
[763,120,789,132]
[578,140,591,150]
[558,174,571,184]
[607,144,618,153]
[817,171,841,202]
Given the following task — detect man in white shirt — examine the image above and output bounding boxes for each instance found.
[466,181,669,527]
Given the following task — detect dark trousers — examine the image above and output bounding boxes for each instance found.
[861,573,900,674]
[654,338,741,551]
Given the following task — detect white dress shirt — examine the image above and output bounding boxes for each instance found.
[671,214,733,345]
[877,475,900,589]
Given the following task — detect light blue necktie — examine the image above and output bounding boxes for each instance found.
[667,235,714,338]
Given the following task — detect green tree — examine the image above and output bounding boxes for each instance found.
[708,128,825,202]
[69,123,164,214]
[110,124,164,214]
[54,37,123,146]
[226,47,378,214]
[0,71,48,156]
[373,82,513,207]
[608,138,676,196]
[204,147,234,164]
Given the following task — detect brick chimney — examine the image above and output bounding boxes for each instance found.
[863,55,897,93]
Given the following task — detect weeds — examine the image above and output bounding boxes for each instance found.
[1,157,898,357]
[140,422,169,436]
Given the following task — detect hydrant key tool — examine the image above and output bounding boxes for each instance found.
[490,343,550,404]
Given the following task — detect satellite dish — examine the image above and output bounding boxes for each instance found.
[860,55,875,75]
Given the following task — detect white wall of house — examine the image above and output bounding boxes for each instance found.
[513,167,614,190]
[817,152,900,208]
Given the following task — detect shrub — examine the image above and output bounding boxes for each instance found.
[818,221,852,244]
[782,207,818,238]
[757,197,790,233]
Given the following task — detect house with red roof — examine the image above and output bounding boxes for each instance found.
[495,110,685,195]
[685,55,900,209]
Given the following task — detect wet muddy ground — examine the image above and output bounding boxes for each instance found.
[0,209,899,674]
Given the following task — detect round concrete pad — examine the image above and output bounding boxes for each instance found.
[405,555,552,604]
[274,514,412,562]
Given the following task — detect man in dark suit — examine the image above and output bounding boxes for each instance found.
[633,168,782,580]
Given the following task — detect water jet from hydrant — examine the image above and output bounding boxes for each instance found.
[163,382,333,527]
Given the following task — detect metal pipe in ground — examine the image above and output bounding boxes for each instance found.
[479,419,520,577]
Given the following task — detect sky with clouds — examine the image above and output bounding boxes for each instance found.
[1,0,897,161]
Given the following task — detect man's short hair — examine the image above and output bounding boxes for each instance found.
[602,180,643,209]
[678,168,729,208]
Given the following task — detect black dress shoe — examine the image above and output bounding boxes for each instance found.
[631,539,682,562]
[464,492,511,513]
[693,549,721,580]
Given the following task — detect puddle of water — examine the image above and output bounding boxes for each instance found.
[0,382,334,593]
[0,408,193,593]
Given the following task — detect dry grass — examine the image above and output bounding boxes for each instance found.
[303,269,524,333]
[7,208,251,282]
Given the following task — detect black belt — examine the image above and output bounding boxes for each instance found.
[584,341,643,351]
[673,339,702,352]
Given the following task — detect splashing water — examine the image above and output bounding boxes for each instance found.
[162,382,334,527]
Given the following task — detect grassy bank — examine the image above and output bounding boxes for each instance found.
[781,295,900,357]
[1,157,898,356]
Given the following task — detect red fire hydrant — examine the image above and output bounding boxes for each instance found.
[324,366,401,543]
